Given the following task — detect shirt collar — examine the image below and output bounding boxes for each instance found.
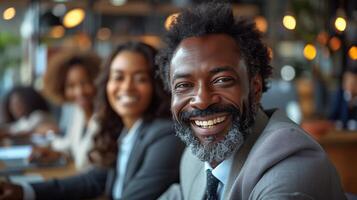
[120,118,143,144]
[204,154,234,186]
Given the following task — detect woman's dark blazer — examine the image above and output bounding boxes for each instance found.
[30,118,185,200]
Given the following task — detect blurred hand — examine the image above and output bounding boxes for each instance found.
[0,182,23,200]
[29,146,63,164]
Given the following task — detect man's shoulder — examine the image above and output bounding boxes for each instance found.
[233,110,345,199]
[249,109,325,169]
[259,109,321,151]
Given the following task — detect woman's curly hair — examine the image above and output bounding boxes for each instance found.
[89,41,171,167]
[43,50,101,104]
[156,2,272,92]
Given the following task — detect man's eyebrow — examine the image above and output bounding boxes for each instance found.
[171,72,191,83]
[209,66,237,75]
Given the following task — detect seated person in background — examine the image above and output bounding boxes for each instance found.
[157,3,345,199]
[0,41,185,200]
[0,86,58,138]
[30,50,101,170]
[329,66,357,130]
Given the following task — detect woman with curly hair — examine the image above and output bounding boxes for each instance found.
[1,41,184,200]
[31,50,101,170]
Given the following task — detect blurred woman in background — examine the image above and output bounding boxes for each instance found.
[0,41,184,200]
[0,86,58,138]
[31,50,101,170]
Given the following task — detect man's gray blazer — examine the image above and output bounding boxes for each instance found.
[160,109,346,200]
[31,118,185,200]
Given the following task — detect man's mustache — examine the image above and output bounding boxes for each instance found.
[178,104,240,123]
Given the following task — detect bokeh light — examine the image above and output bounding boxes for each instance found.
[63,8,85,28]
[3,7,16,20]
[329,36,341,51]
[335,17,347,32]
[303,44,317,60]
[165,13,180,30]
[50,25,65,38]
[283,15,296,30]
[281,65,296,81]
[317,31,329,45]
[348,46,357,60]
[255,16,268,33]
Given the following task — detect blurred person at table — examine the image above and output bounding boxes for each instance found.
[0,86,58,139]
[30,50,101,170]
[0,41,184,200]
[329,66,357,130]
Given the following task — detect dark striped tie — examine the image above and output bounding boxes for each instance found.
[206,169,220,200]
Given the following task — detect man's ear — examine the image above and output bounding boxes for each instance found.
[251,74,263,102]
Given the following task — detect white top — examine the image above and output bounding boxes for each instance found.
[51,105,98,170]
[112,119,143,199]
[204,155,234,200]
[8,110,56,135]
[21,119,143,200]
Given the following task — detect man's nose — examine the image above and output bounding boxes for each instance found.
[189,84,219,110]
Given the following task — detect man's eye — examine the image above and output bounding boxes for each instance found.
[214,77,235,84]
[174,82,192,91]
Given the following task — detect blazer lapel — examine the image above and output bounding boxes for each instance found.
[189,165,206,200]
[180,148,206,200]
[224,109,269,199]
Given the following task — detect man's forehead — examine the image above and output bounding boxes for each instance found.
[169,34,242,74]
[176,34,239,53]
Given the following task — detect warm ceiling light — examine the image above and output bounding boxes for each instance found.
[63,8,85,28]
[303,44,317,60]
[335,17,347,32]
[329,36,341,51]
[283,15,296,30]
[165,13,180,30]
[3,7,16,20]
[348,46,357,60]
[255,16,268,33]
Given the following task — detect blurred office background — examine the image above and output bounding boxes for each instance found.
[0,0,357,193]
[0,0,356,122]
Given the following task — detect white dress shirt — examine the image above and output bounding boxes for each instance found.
[204,155,234,200]
[112,119,143,199]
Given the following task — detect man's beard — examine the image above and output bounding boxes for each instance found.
[173,94,258,164]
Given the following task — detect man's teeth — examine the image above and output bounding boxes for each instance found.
[194,116,226,129]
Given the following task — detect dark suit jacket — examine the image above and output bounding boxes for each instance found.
[31,118,185,200]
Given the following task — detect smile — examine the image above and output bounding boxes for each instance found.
[118,95,138,104]
[189,113,231,138]
[193,116,227,129]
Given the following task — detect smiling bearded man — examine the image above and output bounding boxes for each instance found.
[174,91,257,165]
[157,2,346,200]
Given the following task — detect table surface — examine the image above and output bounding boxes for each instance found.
[315,131,357,193]
[0,160,77,180]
